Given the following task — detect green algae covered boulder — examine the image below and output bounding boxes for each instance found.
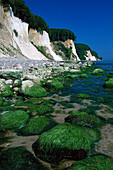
[74,93,92,99]
[20,117,57,136]
[103,78,113,88]
[92,68,105,75]
[65,111,104,128]
[0,84,13,97]
[79,74,89,79]
[33,123,95,163]
[0,147,47,170]
[21,80,47,97]
[68,155,113,170]
[0,110,29,131]
[43,80,64,90]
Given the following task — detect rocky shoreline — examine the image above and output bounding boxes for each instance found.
[0,60,113,169]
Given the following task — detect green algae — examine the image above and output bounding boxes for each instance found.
[79,74,89,79]
[103,78,113,88]
[59,101,74,108]
[22,82,47,97]
[0,147,47,170]
[0,110,29,131]
[65,110,104,128]
[68,154,113,170]
[0,84,14,97]
[19,117,57,136]
[74,93,92,99]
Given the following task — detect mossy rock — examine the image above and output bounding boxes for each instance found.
[3,100,13,106]
[79,74,89,79]
[36,104,54,115]
[65,111,104,128]
[33,123,94,163]
[59,101,74,108]
[15,101,54,115]
[74,93,92,99]
[0,84,13,97]
[19,117,57,136]
[0,96,3,105]
[0,110,29,131]
[103,78,113,88]
[105,68,110,71]
[44,80,64,90]
[0,147,47,170]
[21,80,47,97]
[92,69,105,75]
[68,154,113,170]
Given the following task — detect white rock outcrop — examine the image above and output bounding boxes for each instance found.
[29,29,62,61]
[85,50,97,61]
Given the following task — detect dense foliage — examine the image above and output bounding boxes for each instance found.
[53,42,72,59]
[1,0,49,31]
[49,29,76,41]
[75,43,101,60]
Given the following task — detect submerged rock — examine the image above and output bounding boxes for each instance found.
[92,69,105,75]
[0,110,29,131]
[68,154,113,170]
[0,147,47,170]
[103,78,113,88]
[20,80,47,97]
[74,93,92,99]
[32,123,95,163]
[65,110,104,128]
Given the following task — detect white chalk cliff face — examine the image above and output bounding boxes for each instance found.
[85,50,97,61]
[29,29,62,61]
[4,7,47,60]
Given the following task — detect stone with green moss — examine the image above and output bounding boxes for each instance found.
[15,101,54,115]
[79,74,89,79]
[0,110,29,131]
[0,84,13,97]
[92,68,105,75]
[59,101,74,108]
[20,117,57,135]
[21,80,47,97]
[44,80,64,90]
[103,78,113,88]
[74,93,92,99]
[33,123,95,163]
[65,111,104,128]
[0,147,47,170]
[68,155,113,170]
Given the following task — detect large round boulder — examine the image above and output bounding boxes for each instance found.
[32,123,95,163]
[20,80,47,97]
[0,110,29,131]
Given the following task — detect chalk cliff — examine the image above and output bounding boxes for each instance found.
[0,4,100,61]
[0,5,47,60]
[29,29,62,61]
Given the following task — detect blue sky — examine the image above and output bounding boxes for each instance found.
[24,0,113,60]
